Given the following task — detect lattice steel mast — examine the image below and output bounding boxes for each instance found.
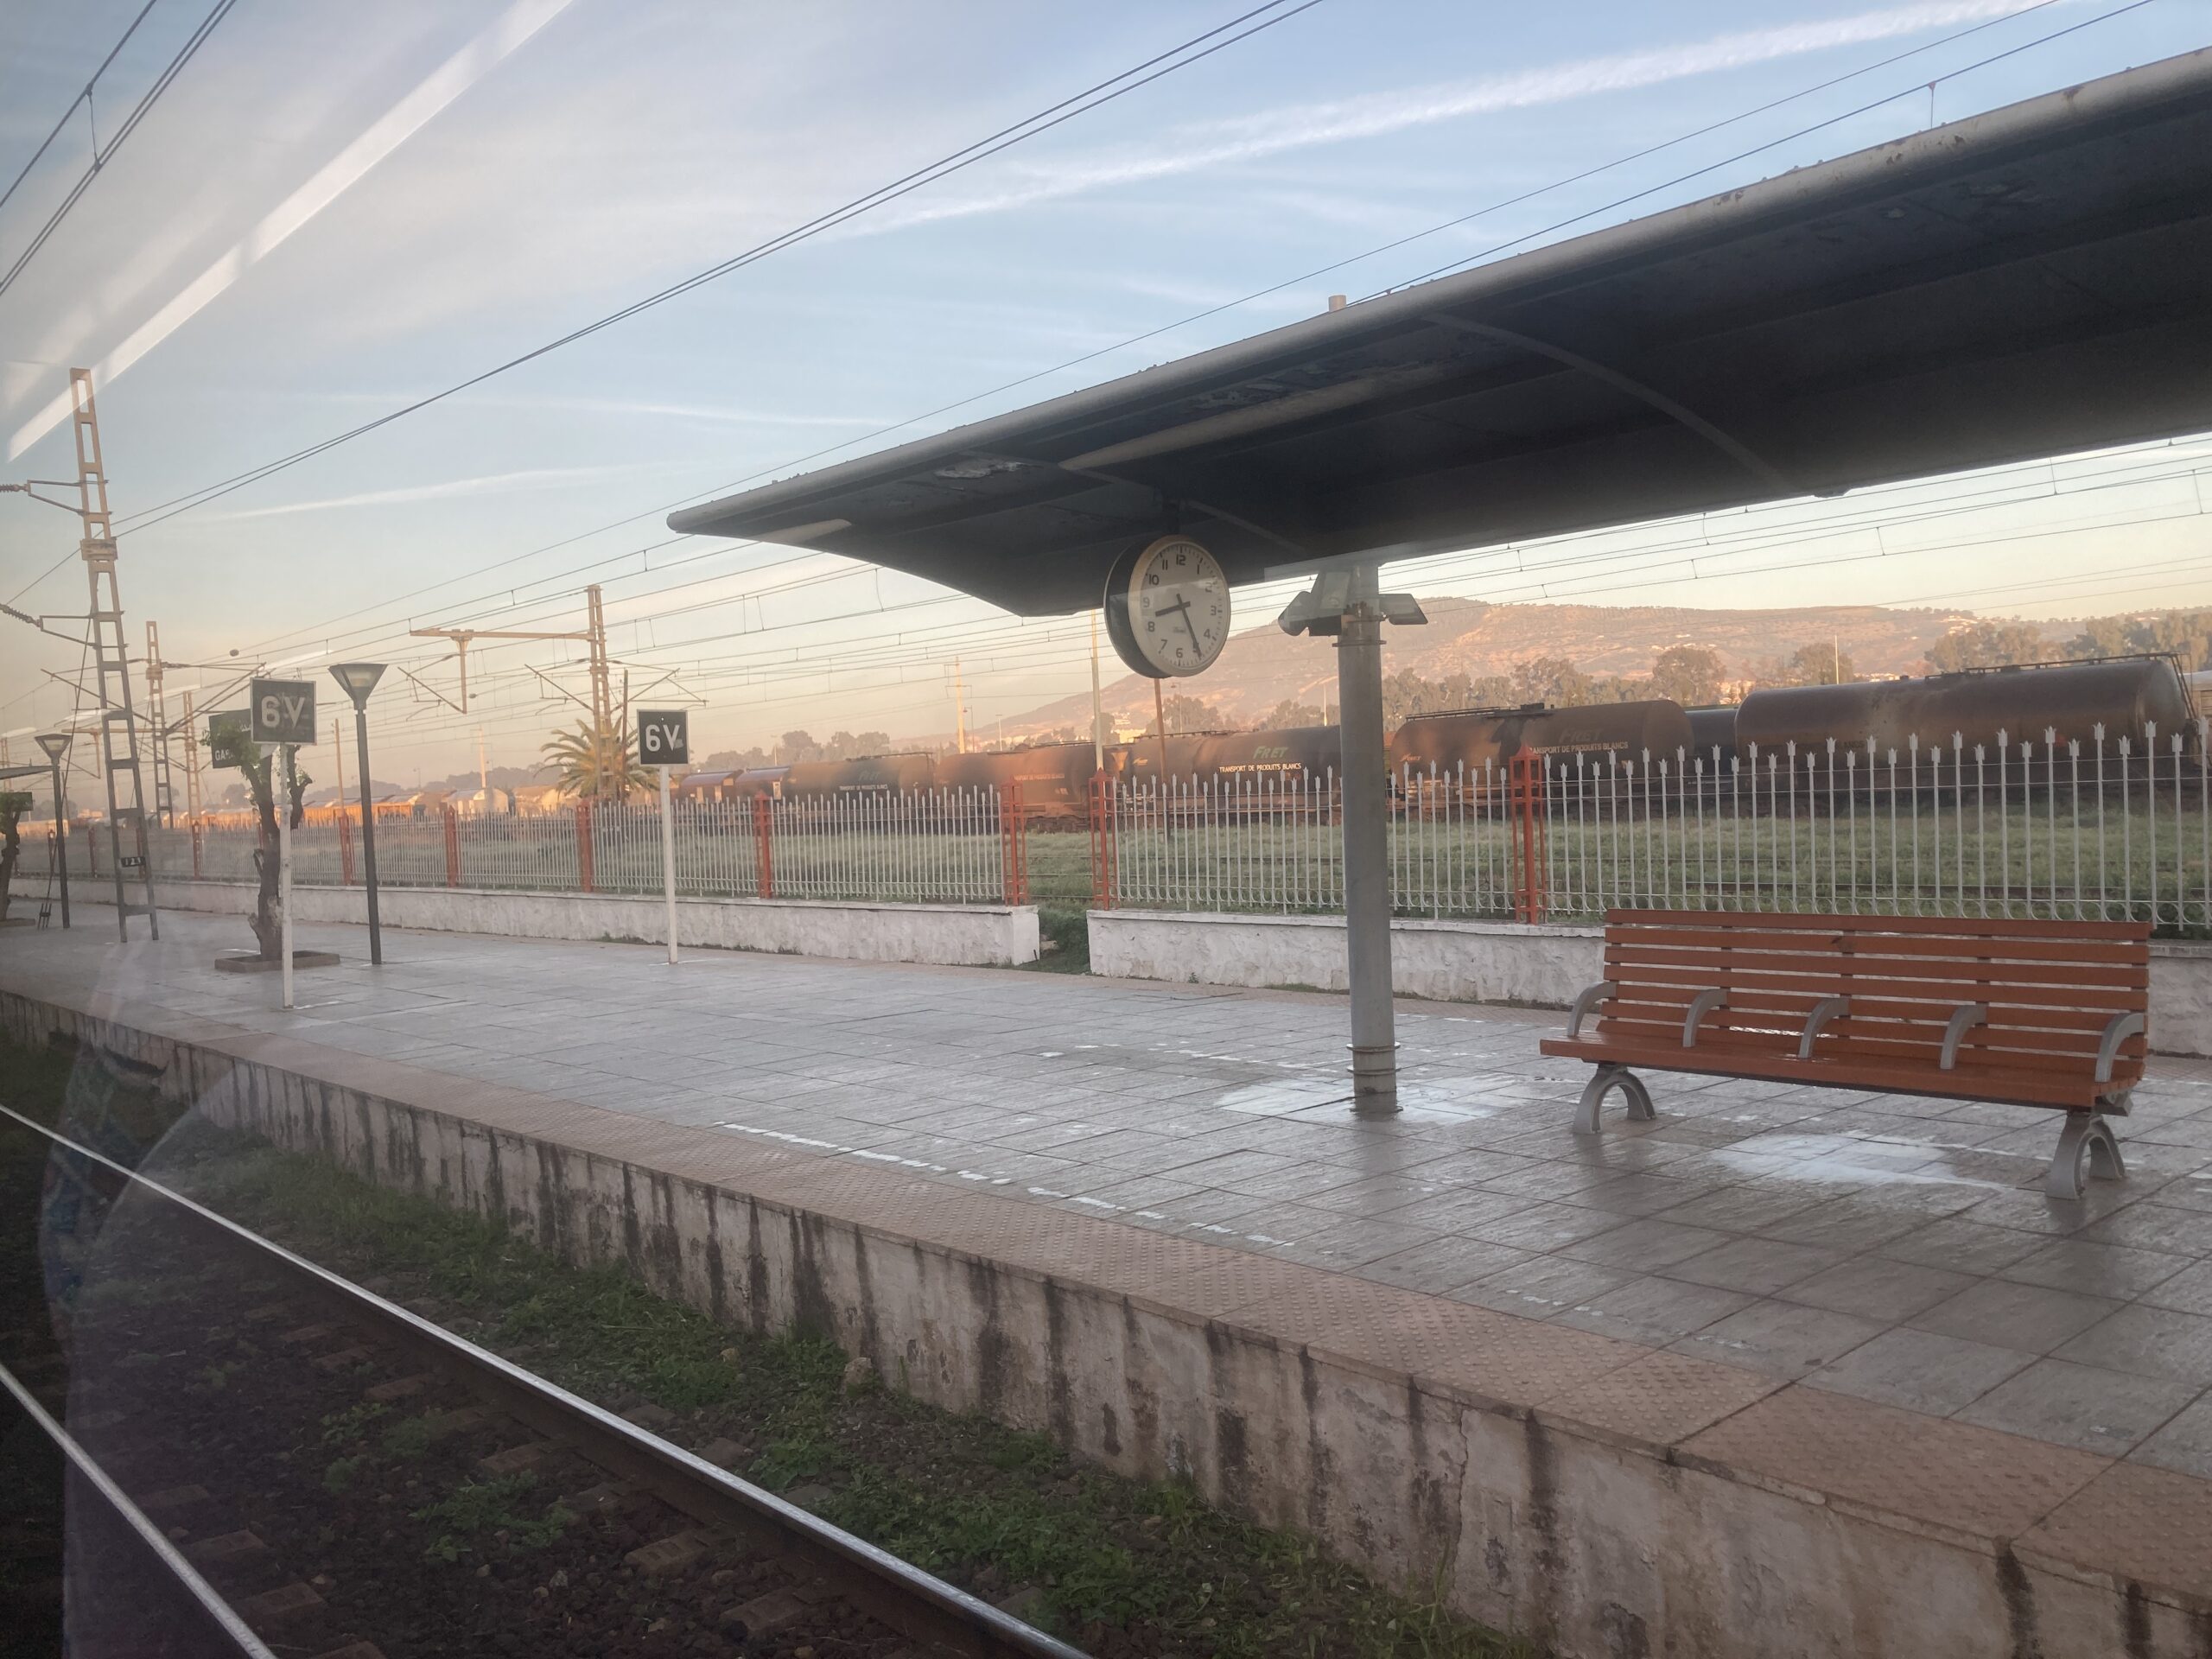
[67,369,160,938]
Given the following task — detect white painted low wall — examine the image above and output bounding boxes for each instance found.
[37,877,1039,967]
[1090,907,2212,1057]
[1090,909,1603,1007]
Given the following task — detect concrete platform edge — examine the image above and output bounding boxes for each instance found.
[8,984,2209,1659]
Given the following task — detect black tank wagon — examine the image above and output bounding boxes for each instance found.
[1388,701,1697,780]
[1735,658,2196,763]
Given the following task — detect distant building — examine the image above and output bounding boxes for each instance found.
[510,784,569,814]
[453,786,516,817]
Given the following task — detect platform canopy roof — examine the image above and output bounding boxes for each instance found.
[673,49,2212,617]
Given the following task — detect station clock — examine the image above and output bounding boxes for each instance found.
[1103,534,1230,679]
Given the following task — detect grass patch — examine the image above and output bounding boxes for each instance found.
[411,1473,570,1562]
[1022,901,1093,973]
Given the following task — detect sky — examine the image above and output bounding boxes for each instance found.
[2,0,2209,791]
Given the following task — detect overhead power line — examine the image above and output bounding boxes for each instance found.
[0,0,240,298]
[0,0,161,219]
[106,0,1327,537]
[207,0,2099,667]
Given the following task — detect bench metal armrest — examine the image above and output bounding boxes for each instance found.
[1940,1004,1988,1071]
[2095,1011,2146,1084]
[1683,988,1728,1048]
[1797,996,1851,1060]
[1566,982,1617,1039]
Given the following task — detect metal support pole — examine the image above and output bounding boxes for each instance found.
[353,707,383,966]
[658,763,678,965]
[49,761,70,929]
[277,745,295,1011]
[1335,567,1397,1114]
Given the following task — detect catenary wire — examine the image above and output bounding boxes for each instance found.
[0,0,240,297]
[164,0,2084,664]
[104,0,1329,537]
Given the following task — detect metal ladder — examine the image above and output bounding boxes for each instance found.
[69,370,159,942]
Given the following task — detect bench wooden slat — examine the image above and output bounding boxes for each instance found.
[1604,908,2152,942]
[1545,1035,2115,1108]
[1605,932,2149,968]
[1589,1014,2145,1080]
[1591,1007,2143,1067]
[1601,969,2150,1008]
[1601,955,2147,999]
[1610,986,2141,1026]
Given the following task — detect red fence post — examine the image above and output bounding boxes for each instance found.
[1088,772,1115,909]
[1509,747,1548,923]
[752,794,774,899]
[442,804,461,888]
[999,781,1028,904]
[339,813,356,886]
[575,800,595,893]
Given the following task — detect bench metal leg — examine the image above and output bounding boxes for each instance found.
[2046,1111,2126,1201]
[1574,1065,1656,1135]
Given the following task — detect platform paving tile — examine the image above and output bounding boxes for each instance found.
[1359,1235,1538,1296]
[1670,1299,1887,1381]
[1552,1274,1756,1346]
[15,905,2212,1541]
[1662,1236,1847,1297]
[1452,1254,1627,1319]
[1955,1357,2203,1457]
[2053,1304,2212,1385]
[1541,1349,1785,1447]
[1999,1236,2195,1300]
[1682,1386,2111,1543]
[2020,1461,2212,1600]
[1877,1215,2050,1276]
[2140,1262,2212,1319]
[1907,1279,2125,1355]
[1802,1327,2035,1416]
[2133,1397,2212,1479]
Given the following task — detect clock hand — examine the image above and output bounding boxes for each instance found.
[1157,595,1202,649]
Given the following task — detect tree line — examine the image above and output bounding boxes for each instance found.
[1925,608,2212,674]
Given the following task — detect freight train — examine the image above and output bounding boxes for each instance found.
[673,655,2197,825]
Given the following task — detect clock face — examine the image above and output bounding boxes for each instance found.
[1114,535,1230,678]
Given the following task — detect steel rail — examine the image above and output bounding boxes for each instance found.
[0,1356,280,1659]
[4,1103,1088,1659]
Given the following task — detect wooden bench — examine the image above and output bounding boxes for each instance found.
[1541,910,2151,1200]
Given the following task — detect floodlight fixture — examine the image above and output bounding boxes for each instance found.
[330,664,388,963]
[330,663,387,709]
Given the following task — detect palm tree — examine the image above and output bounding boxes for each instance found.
[541,718,649,801]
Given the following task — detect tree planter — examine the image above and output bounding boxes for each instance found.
[212,950,340,975]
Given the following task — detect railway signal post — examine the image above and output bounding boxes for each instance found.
[251,678,316,1009]
[639,708,689,965]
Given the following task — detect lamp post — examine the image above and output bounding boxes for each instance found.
[34,733,70,930]
[329,664,386,965]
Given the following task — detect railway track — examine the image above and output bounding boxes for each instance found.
[3,1103,1087,1659]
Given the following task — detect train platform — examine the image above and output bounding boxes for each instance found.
[7,906,2212,1655]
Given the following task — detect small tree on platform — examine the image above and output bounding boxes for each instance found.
[0,791,28,925]
[209,725,308,960]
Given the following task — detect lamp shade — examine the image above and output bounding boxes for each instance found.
[330,662,386,707]
[34,732,71,761]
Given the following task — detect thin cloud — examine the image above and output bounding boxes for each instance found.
[7,0,578,460]
[874,0,2057,231]
[200,462,645,522]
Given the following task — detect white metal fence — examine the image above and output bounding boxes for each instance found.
[1097,720,2212,933]
[15,789,1023,907]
